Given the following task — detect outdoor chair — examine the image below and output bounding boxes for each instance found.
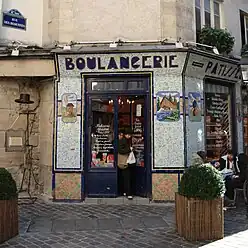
[234,179,248,204]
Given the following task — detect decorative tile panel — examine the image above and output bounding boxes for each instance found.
[152,173,180,201]
[56,52,187,171]
[185,76,205,166]
[55,173,81,200]
[56,117,81,170]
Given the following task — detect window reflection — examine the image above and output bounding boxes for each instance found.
[91,99,115,168]
[90,80,145,91]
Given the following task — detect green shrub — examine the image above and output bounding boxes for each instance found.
[0,168,18,200]
[179,163,225,200]
[199,27,235,55]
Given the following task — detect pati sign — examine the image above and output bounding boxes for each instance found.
[205,61,241,80]
[189,53,242,81]
[65,55,179,71]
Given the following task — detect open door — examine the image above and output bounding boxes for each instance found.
[85,95,118,197]
[118,95,148,197]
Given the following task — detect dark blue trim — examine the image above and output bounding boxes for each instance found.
[182,51,190,167]
[52,172,55,191]
[53,199,82,203]
[53,170,82,173]
[152,169,185,173]
[178,173,181,190]
[81,174,85,200]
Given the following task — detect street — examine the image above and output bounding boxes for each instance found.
[0,199,248,248]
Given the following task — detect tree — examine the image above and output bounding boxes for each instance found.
[199,27,235,55]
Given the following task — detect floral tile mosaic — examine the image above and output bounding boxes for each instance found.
[152,173,181,201]
[55,173,81,200]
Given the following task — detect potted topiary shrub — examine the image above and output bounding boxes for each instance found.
[175,163,225,241]
[199,27,235,55]
[0,168,19,244]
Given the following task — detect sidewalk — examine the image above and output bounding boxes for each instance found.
[201,230,248,248]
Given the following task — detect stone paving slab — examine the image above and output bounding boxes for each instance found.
[0,199,248,247]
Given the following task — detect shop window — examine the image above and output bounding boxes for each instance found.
[195,0,223,41]
[242,86,248,155]
[205,83,232,161]
[91,99,115,168]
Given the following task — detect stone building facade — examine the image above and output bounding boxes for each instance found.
[0,0,248,201]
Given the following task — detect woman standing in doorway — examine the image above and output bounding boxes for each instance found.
[118,128,136,200]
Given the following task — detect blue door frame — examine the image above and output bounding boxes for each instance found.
[83,75,152,198]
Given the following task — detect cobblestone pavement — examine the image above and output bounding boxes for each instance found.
[0,199,248,247]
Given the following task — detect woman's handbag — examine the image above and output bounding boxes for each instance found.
[118,153,129,169]
[127,151,136,164]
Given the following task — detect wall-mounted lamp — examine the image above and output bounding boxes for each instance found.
[109,42,117,48]
[63,45,71,50]
[186,41,219,55]
[11,49,19,56]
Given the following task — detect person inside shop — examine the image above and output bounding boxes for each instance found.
[117,128,136,200]
[224,153,248,207]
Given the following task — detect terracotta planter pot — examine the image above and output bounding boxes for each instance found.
[0,199,19,244]
[175,193,224,241]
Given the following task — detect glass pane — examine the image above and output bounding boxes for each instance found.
[214,15,220,29]
[246,17,248,27]
[195,0,201,8]
[205,12,211,27]
[195,8,201,31]
[91,81,125,91]
[214,2,220,15]
[204,0,210,12]
[91,98,115,168]
[127,81,145,90]
[205,92,232,161]
[118,96,145,167]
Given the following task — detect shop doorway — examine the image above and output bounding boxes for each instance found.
[84,75,151,198]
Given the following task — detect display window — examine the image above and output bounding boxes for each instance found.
[242,85,248,155]
[205,83,233,160]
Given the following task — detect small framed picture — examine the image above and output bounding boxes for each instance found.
[188,92,202,122]
[61,93,77,123]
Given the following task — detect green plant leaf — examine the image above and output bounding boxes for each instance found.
[179,163,225,200]
[199,27,235,55]
[0,168,18,200]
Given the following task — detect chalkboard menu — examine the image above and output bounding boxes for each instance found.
[205,92,231,160]
[132,118,144,167]
[91,124,114,168]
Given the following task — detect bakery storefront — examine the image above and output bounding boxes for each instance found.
[52,46,243,202]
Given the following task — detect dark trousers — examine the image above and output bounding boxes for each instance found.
[225,176,243,200]
[119,166,136,196]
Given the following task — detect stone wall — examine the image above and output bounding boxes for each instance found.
[0,77,54,198]
[39,80,54,199]
[0,77,40,194]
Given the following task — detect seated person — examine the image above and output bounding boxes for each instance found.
[191,151,207,166]
[225,153,248,206]
[215,149,237,172]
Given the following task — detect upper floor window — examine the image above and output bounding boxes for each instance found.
[245,16,248,44]
[240,10,248,46]
[195,0,222,42]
